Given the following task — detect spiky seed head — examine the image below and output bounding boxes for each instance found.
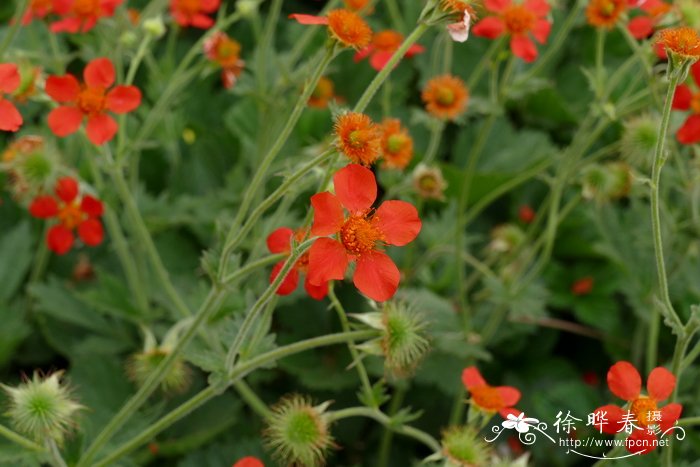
[126,348,191,395]
[441,425,491,467]
[264,395,333,466]
[2,372,82,445]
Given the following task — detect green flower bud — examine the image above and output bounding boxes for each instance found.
[119,30,138,46]
[236,0,260,18]
[143,16,166,38]
[2,372,82,445]
[620,115,659,170]
[489,224,525,254]
[264,395,333,466]
[412,163,448,200]
[581,161,631,202]
[441,426,491,467]
[355,301,430,377]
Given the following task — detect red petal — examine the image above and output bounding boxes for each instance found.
[472,17,506,39]
[531,19,551,44]
[462,366,487,388]
[672,85,692,110]
[307,238,348,285]
[353,250,400,302]
[511,35,538,62]
[47,225,74,255]
[48,106,84,137]
[106,85,142,114]
[55,177,78,203]
[50,17,82,33]
[607,361,642,401]
[86,114,118,145]
[677,114,700,145]
[691,61,700,87]
[310,192,345,236]
[524,0,550,16]
[0,63,20,93]
[80,196,103,217]
[289,13,329,25]
[45,75,80,103]
[354,46,373,62]
[233,457,265,467]
[406,44,426,57]
[626,429,656,454]
[499,407,522,419]
[200,0,221,12]
[369,51,394,71]
[191,13,214,29]
[373,200,421,246]
[267,227,293,254]
[647,367,675,401]
[496,386,521,406]
[484,0,510,12]
[591,404,626,435]
[84,58,115,89]
[29,196,59,218]
[270,260,299,295]
[659,403,682,432]
[78,218,104,246]
[0,100,22,132]
[627,17,654,40]
[304,275,329,300]
[333,164,377,213]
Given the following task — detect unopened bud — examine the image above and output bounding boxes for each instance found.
[412,163,447,200]
[143,16,166,38]
[489,224,525,254]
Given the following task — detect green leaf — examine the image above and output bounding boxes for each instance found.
[0,221,33,302]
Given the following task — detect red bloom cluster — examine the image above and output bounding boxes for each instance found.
[627,0,672,40]
[354,30,425,71]
[50,0,123,33]
[473,0,552,62]
[29,177,105,255]
[672,61,700,145]
[46,58,141,145]
[306,164,421,301]
[0,64,24,132]
[267,227,328,300]
[592,361,682,454]
[170,0,221,29]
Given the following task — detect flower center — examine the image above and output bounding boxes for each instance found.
[436,87,455,105]
[58,202,84,230]
[77,87,107,115]
[73,0,100,16]
[340,214,383,254]
[470,385,504,411]
[348,130,370,148]
[177,0,202,15]
[418,175,438,191]
[630,396,658,427]
[387,134,407,154]
[503,5,536,34]
[692,93,700,114]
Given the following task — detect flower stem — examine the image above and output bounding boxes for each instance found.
[328,284,376,408]
[233,380,272,418]
[647,71,685,372]
[77,288,226,467]
[218,48,336,280]
[328,406,441,453]
[46,439,68,467]
[0,424,45,453]
[222,253,287,285]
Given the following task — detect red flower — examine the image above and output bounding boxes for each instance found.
[627,0,672,40]
[462,366,521,417]
[592,361,682,454]
[51,0,123,33]
[203,32,246,89]
[571,276,594,295]
[472,0,552,63]
[306,164,421,302]
[289,9,373,49]
[0,64,23,132]
[517,204,535,223]
[354,30,424,71]
[45,58,141,145]
[170,0,221,29]
[267,227,328,300]
[233,457,264,467]
[29,177,105,255]
[672,61,700,145]
[21,0,55,25]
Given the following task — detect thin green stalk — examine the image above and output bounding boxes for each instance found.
[681,339,700,370]
[328,285,376,408]
[108,164,192,318]
[29,227,50,283]
[648,71,685,374]
[0,0,29,59]
[225,239,316,369]
[385,0,407,32]
[327,407,441,453]
[77,288,226,467]
[234,380,273,418]
[218,48,336,279]
[595,28,606,98]
[678,417,700,427]
[377,386,407,467]
[222,253,286,285]
[0,424,45,452]
[422,120,445,164]
[467,38,503,89]
[46,439,68,467]
[354,23,428,113]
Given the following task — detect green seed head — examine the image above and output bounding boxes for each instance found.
[620,115,659,169]
[381,301,430,378]
[441,426,491,467]
[126,348,191,395]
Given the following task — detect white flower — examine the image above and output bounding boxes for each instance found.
[502,412,539,433]
[447,10,471,43]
